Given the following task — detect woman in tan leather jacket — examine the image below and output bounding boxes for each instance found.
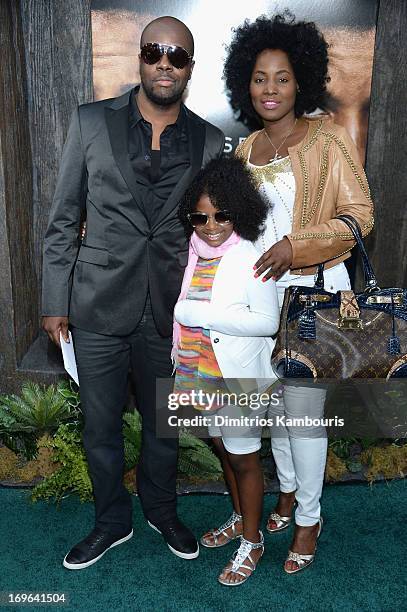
[203,12,373,580]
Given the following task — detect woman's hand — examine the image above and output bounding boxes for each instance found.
[254,237,293,281]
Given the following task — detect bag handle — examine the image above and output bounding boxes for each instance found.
[314,263,325,289]
[336,215,379,292]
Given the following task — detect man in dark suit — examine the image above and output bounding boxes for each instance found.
[42,16,224,570]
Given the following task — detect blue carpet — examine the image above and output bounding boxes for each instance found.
[0,481,406,611]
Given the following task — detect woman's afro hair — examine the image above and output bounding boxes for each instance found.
[179,156,267,242]
[223,11,330,129]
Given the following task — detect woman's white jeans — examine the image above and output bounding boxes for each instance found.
[270,263,351,526]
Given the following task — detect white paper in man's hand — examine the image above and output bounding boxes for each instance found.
[60,331,79,386]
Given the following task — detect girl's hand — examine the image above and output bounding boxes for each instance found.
[174,300,211,328]
[254,237,293,281]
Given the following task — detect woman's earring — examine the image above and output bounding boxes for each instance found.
[296,84,300,93]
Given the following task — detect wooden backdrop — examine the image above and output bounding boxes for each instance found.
[0,0,406,392]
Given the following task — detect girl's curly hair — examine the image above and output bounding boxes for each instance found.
[224,11,330,129]
[179,157,267,242]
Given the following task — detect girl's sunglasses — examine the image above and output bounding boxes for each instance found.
[140,42,193,70]
[187,210,233,227]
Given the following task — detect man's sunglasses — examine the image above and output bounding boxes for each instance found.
[187,211,233,227]
[140,42,193,69]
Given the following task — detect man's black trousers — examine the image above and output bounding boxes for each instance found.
[71,297,176,536]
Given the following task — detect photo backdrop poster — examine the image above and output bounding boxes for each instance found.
[91,0,378,162]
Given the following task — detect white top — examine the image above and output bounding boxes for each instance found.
[246,151,350,296]
[247,154,302,285]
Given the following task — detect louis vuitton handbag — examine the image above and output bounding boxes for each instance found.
[272,215,407,380]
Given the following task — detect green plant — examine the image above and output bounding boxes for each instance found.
[329,437,380,460]
[392,438,407,447]
[31,422,92,503]
[178,430,222,480]
[0,430,38,460]
[57,381,81,411]
[31,409,223,503]
[122,410,222,480]
[360,437,380,450]
[0,381,80,431]
[329,437,381,474]
[123,411,142,470]
[0,381,81,460]
[328,438,357,460]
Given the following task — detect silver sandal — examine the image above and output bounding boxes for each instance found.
[200,511,242,548]
[266,497,297,533]
[284,517,323,574]
[218,531,264,587]
[266,511,293,533]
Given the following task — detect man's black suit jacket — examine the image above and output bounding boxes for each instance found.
[42,89,225,337]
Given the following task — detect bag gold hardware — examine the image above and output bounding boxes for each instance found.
[366,294,403,305]
[298,294,332,303]
[337,317,363,330]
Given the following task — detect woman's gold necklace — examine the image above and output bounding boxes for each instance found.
[263,118,298,162]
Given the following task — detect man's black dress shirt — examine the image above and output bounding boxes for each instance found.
[128,87,190,227]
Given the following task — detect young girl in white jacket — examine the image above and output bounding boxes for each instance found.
[173,157,280,586]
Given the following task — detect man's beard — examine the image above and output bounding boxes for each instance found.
[142,81,187,106]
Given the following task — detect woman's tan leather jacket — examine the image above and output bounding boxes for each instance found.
[236,116,374,275]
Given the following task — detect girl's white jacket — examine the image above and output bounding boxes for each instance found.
[174,239,280,380]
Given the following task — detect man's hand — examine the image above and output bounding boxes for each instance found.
[254,237,293,282]
[42,316,69,348]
